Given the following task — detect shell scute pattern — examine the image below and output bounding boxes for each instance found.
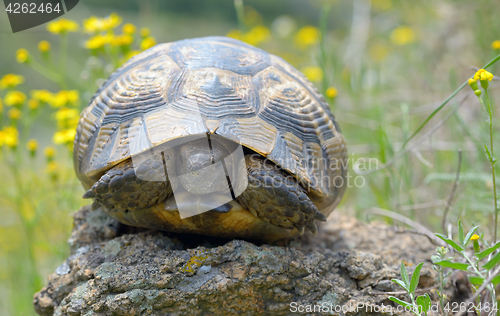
[167,38,271,75]
[75,37,346,203]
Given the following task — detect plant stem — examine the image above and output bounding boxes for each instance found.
[438,266,445,312]
[463,252,483,278]
[408,293,421,316]
[9,156,41,293]
[59,33,68,71]
[484,90,498,243]
[318,4,331,94]
[234,0,246,32]
[29,60,67,89]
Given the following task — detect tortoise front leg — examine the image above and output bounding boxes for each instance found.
[83,153,173,214]
[236,155,326,234]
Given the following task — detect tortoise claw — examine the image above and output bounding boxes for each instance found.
[91,201,102,211]
[82,189,95,199]
[210,203,232,213]
[298,225,305,235]
[306,222,318,235]
[314,211,327,222]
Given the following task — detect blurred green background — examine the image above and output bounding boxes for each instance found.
[1,0,500,314]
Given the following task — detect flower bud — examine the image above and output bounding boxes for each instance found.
[26,139,38,157]
[471,234,480,253]
[326,87,338,99]
[38,41,51,53]
[44,145,56,162]
[16,48,30,64]
[468,78,478,91]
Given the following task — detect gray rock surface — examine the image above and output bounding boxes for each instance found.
[33,206,445,315]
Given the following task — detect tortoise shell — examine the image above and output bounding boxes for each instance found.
[74,36,347,215]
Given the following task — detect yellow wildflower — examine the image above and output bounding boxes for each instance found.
[85,34,113,50]
[474,69,494,90]
[50,93,67,108]
[38,40,51,52]
[26,139,38,154]
[492,40,500,50]
[49,90,79,108]
[55,107,79,122]
[31,90,53,103]
[326,87,338,98]
[473,69,494,82]
[104,13,122,29]
[390,26,416,45]
[16,49,30,63]
[4,91,26,107]
[8,108,21,120]
[226,29,242,41]
[140,27,151,37]
[140,37,156,50]
[83,16,105,33]
[66,90,79,104]
[123,23,136,34]
[242,25,271,46]
[44,145,56,158]
[302,66,323,82]
[53,128,77,145]
[470,234,480,241]
[84,13,122,33]
[47,18,79,34]
[2,127,19,148]
[112,34,134,47]
[294,26,320,49]
[28,99,39,110]
[0,74,25,89]
[46,161,59,174]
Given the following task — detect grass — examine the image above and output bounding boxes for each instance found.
[1,0,500,314]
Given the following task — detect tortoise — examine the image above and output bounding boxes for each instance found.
[74,36,347,242]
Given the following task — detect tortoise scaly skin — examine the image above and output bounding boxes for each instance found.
[74,36,347,242]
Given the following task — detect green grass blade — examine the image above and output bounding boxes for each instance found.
[458,219,464,247]
[318,4,331,94]
[409,262,424,294]
[402,81,467,148]
[402,54,500,148]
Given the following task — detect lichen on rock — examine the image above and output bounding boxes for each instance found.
[34,206,442,316]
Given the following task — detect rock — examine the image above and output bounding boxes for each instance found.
[34,206,445,316]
